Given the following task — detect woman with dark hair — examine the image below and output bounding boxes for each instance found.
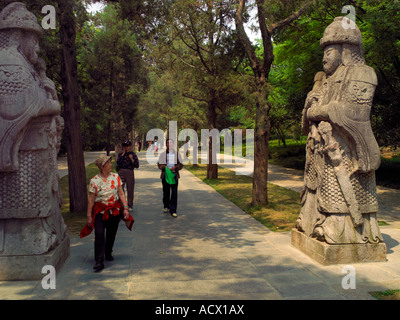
[157,139,183,217]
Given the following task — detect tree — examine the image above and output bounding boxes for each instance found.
[269,0,400,148]
[78,4,148,153]
[234,0,312,206]
[165,0,245,179]
[58,0,88,213]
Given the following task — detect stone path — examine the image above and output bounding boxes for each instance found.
[0,151,399,301]
[57,151,114,178]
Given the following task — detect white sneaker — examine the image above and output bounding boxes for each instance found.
[129,207,133,212]
[163,208,169,213]
[171,212,178,218]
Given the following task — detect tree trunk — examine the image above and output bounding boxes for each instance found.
[106,63,114,156]
[235,0,310,206]
[252,88,271,206]
[207,92,218,179]
[59,0,88,213]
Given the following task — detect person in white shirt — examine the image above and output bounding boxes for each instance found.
[157,139,183,217]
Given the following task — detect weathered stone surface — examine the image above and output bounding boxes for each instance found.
[0,236,70,281]
[292,17,386,264]
[291,229,387,266]
[0,2,69,280]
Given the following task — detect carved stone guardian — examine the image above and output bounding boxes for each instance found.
[291,17,387,265]
[0,2,69,280]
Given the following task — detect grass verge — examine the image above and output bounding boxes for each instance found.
[370,289,400,300]
[185,164,301,232]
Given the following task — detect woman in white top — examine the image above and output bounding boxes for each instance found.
[157,139,183,217]
[86,155,131,272]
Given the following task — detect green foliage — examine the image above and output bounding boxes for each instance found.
[77,3,148,150]
[227,105,255,129]
[3,0,400,156]
[271,0,400,147]
[269,138,307,170]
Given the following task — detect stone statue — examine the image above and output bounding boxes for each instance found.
[0,2,69,280]
[292,17,386,264]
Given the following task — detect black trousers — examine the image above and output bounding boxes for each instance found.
[119,168,135,208]
[94,212,120,262]
[162,177,178,213]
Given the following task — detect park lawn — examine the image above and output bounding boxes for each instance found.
[186,164,301,232]
[370,289,400,300]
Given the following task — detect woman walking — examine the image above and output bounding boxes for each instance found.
[83,154,133,272]
[157,139,183,217]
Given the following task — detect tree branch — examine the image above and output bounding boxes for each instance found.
[182,92,209,103]
[234,0,261,76]
[267,0,313,33]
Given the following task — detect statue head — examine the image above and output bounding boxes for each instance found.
[323,44,342,75]
[0,2,42,64]
[0,2,43,36]
[320,17,365,74]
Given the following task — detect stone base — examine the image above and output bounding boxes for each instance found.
[0,236,70,280]
[291,229,387,265]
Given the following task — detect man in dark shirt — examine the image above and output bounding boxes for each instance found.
[116,140,139,211]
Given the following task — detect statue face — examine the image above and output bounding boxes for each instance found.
[323,44,342,75]
[20,32,40,65]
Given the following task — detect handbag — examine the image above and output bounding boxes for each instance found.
[165,167,176,185]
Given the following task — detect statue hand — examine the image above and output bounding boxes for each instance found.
[43,78,58,101]
[38,99,61,116]
[307,104,329,122]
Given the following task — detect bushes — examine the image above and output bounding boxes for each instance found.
[269,138,306,170]
[269,138,400,189]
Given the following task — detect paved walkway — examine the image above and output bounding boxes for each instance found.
[0,152,400,300]
[57,151,114,178]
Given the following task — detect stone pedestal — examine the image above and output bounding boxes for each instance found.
[291,229,387,265]
[0,236,70,281]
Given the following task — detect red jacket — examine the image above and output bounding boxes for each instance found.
[80,201,134,238]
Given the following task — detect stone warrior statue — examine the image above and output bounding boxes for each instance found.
[0,2,69,280]
[295,17,384,245]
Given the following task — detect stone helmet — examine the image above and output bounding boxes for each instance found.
[320,16,362,49]
[0,2,43,36]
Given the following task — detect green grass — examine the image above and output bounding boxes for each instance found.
[370,289,400,300]
[186,164,301,232]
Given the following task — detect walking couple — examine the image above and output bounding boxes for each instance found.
[118,138,183,217]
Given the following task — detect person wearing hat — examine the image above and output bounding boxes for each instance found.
[86,154,132,271]
[296,16,383,245]
[116,140,139,211]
